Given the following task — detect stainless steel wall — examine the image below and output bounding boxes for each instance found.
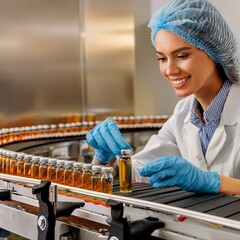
[84,0,134,118]
[0,0,134,125]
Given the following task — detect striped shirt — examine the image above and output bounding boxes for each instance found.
[190,80,232,155]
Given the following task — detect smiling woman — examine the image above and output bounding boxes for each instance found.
[86,0,240,196]
[154,30,223,110]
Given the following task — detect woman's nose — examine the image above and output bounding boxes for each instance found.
[165,60,180,76]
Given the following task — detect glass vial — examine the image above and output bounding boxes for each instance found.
[0,149,2,173]
[56,159,65,184]
[24,155,32,178]
[9,152,18,175]
[64,161,75,186]
[5,151,13,174]
[101,166,113,194]
[92,165,102,192]
[82,163,93,190]
[47,158,57,182]
[73,162,83,188]
[119,149,132,193]
[39,157,49,180]
[1,150,6,173]
[31,156,40,179]
[17,153,25,176]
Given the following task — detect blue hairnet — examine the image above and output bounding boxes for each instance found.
[148,0,240,83]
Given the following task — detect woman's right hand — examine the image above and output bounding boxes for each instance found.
[86,119,131,163]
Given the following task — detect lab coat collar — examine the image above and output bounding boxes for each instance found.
[221,83,240,125]
[204,84,240,167]
[184,83,240,125]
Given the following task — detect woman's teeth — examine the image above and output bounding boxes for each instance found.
[173,77,189,85]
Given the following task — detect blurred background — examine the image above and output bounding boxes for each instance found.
[0,0,239,127]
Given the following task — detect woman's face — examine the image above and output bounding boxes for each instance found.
[154,30,223,106]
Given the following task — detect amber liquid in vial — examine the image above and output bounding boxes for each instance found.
[17,161,24,176]
[64,169,74,186]
[82,163,92,190]
[82,172,92,190]
[92,165,102,192]
[119,150,132,193]
[73,171,83,188]
[5,156,11,174]
[31,164,39,179]
[24,162,32,177]
[56,168,65,184]
[48,168,57,182]
[47,159,57,182]
[102,179,113,194]
[39,166,48,180]
[10,159,17,175]
[1,156,5,173]
[93,177,102,192]
[101,167,113,194]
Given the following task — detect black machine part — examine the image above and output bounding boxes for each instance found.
[32,180,84,240]
[107,199,165,240]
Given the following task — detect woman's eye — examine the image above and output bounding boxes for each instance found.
[177,54,188,59]
[157,56,167,62]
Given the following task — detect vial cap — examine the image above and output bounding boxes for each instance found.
[101,166,113,173]
[57,159,66,165]
[120,149,131,155]
[10,152,17,158]
[40,157,49,163]
[83,163,92,169]
[73,162,83,168]
[50,124,57,129]
[92,165,102,171]
[31,126,37,131]
[6,151,12,157]
[64,161,75,166]
[32,156,40,163]
[24,155,32,161]
[37,125,44,130]
[48,158,57,164]
[58,123,66,128]
[17,153,25,159]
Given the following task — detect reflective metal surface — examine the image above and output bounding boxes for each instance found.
[0,0,135,125]
[0,0,82,117]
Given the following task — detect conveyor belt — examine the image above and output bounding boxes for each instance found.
[113,182,240,220]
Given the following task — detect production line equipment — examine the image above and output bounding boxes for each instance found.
[0,125,240,240]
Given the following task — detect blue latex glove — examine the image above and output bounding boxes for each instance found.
[86,119,131,163]
[139,156,221,193]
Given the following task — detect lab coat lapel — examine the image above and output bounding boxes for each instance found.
[206,83,240,167]
[184,118,208,170]
[205,125,226,167]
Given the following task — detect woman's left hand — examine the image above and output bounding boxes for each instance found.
[139,156,221,193]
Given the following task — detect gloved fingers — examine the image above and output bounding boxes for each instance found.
[92,126,116,154]
[86,119,119,154]
[94,148,115,163]
[86,129,100,149]
[98,119,131,156]
[149,169,175,184]
[107,119,131,150]
[86,119,112,149]
[151,179,175,189]
[86,119,131,157]
[139,156,176,177]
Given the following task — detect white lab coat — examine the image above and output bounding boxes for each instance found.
[132,83,240,183]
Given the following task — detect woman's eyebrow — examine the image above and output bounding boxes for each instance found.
[156,47,192,55]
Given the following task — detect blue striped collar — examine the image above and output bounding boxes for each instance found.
[190,80,232,127]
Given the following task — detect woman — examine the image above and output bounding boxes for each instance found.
[86,0,240,195]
